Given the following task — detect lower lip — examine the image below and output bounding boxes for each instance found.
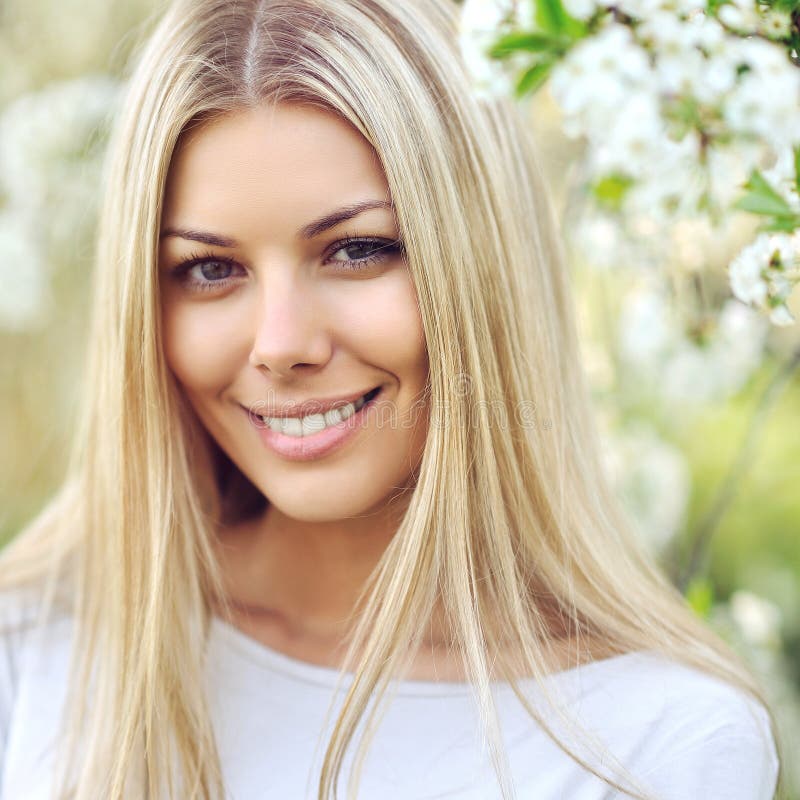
[248,388,383,462]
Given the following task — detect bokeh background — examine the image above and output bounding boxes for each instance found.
[1,0,798,796]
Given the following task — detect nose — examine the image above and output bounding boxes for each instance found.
[247,269,332,378]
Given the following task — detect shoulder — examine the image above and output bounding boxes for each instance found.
[600,650,775,736]
[575,650,780,800]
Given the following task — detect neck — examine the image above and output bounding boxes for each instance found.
[211,492,417,643]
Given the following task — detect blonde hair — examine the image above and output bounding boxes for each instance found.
[0,0,782,798]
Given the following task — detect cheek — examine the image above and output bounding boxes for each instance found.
[161,298,249,394]
[329,274,428,377]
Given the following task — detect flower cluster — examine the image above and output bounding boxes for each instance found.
[0,76,118,331]
[458,0,536,96]
[459,0,800,326]
[617,281,769,405]
[728,231,800,325]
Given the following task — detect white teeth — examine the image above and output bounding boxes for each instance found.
[300,412,327,435]
[324,407,344,426]
[260,391,375,438]
[278,416,303,437]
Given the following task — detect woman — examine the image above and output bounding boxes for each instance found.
[0,0,781,798]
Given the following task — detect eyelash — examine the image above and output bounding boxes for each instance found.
[169,235,405,293]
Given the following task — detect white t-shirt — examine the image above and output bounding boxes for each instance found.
[0,590,779,799]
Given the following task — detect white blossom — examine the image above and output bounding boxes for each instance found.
[722,39,800,150]
[705,141,763,211]
[0,75,118,214]
[729,240,771,305]
[621,134,705,220]
[616,0,706,17]
[458,35,515,97]
[637,10,687,52]
[590,91,664,177]
[550,25,653,137]
[758,8,792,39]
[730,591,782,647]
[0,211,49,331]
[660,302,768,401]
[458,0,534,97]
[724,74,800,152]
[728,233,799,324]
[562,0,599,19]
[762,149,800,214]
[460,0,510,30]
[685,12,727,51]
[618,281,768,405]
[0,76,119,330]
[718,0,760,30]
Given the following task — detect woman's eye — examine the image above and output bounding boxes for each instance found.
[170,255,244,293]
[194,260,234,281]
[328,237,404,270]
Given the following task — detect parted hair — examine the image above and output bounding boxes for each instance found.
[0,0,780,798]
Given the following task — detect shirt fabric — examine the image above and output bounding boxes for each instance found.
[0,589,780,799]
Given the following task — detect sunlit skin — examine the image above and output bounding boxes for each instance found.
[159,102,437,668]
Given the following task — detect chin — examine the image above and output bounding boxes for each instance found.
[255,479,398,524]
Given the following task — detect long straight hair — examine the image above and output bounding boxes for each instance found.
[0,0,781,797]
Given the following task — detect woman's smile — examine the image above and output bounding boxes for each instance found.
[244,385,384,461]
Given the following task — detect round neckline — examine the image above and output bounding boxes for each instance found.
[210,614,649,698]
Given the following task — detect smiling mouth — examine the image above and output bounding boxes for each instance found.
[255,386,382,438]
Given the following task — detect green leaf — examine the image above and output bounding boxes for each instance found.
[733,170,794,217]
[759,216,800,232]
[734,194,795,216]
[685,577,714,619]
[744,169,792,203]
[767,294,786,308]
[535,0,565,33]
[734,194,795,217]
[590,173,634,212]
[488,31,570,59]
[535,0,586,37]
[514,60,554,97]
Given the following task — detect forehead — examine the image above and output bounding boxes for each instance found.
[161,103,391,232]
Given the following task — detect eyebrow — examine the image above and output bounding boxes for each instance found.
[159,199,394,247]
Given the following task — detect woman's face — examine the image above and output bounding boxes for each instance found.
[159,103,429,523]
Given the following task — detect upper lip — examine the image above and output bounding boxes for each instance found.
[244,386,380,419]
